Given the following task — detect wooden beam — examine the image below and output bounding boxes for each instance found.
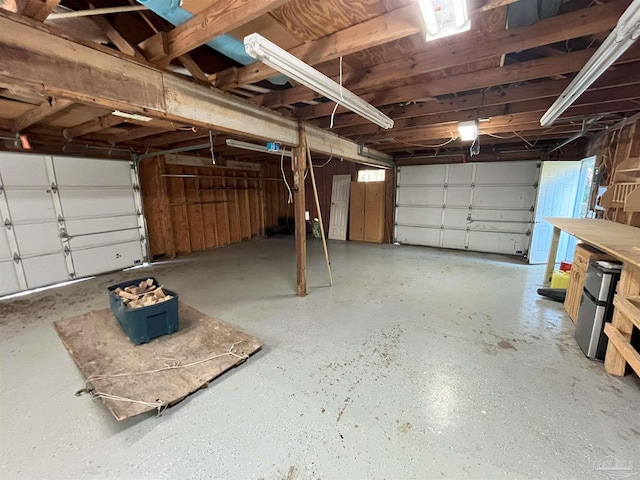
[91,13,143,59]
[339,95,640,138]
[137,31,169,64]
[296,46,640,121]
[255,1,628,109]
[477,0,521,12]
[10,0,60,21]
[210,4,423,90]
[11,97,72,132]
[62,112,124,139]
[294,123,307,297]
[178,54,211,87]
[0,11,389,165]
[138,0,288,66]
[313,62,640,129]
[141,129,209,148]
[106,126,172,144]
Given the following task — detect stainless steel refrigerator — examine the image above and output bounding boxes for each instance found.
[575,260,622,360]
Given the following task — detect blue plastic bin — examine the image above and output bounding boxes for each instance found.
[107,277,179,345]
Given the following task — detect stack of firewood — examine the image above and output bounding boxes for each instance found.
[113,278,174,309]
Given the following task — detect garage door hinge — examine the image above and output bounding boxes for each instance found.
[139,235,146,241]
[471,182,475,188]
[526,230,532,236]
[136,209,142,216]
[50,183,58,193]
[530,206,535,212]
[13,253,20,263]
[59,229,68,239]
[0,185,3,194]
[64,246,71,255]
[4,218,11,230]
[442,203,446,209]
[444,183,448,188]
[533,181,539,188]
[133,184,140,192]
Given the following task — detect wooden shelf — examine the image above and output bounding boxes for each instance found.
[605,294,640,377]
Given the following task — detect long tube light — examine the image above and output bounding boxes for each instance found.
[418,0,470,41]
[226,139,292,157]
[540,0,640,126]
[244,33,394,129]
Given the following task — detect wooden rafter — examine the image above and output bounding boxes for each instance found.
[209,4,423,90]
[62,112,124,139]
[91,11,143,59]
[106,126,173,145]
[295,46,640,121]
[11,97,73,132]
[5,0,60,21]
[252,1,627,108]
[137,0,289,66]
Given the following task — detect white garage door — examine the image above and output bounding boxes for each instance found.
[0,153,147,296]
[395,161,540,256]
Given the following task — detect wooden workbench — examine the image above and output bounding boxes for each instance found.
[544,218,640,376]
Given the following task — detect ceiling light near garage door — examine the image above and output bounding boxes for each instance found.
[458,120,478,141]
[418,0,470,41]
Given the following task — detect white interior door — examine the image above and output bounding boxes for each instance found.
[529,161,582,264]
[395,161,538,256]
[328,174,352,241]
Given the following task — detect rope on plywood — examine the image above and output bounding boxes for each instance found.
[75,342,249,416]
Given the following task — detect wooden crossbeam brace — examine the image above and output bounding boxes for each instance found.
[11,97,73,132]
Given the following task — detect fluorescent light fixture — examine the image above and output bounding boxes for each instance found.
[112,111,153,122]
[418,0,470,41]
[540,1,640,126]
[226,139,292,157]
[458,120,478,141]
[244,33,394,129]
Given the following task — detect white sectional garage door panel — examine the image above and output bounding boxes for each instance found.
[0,152,146,296]
[53,156,144,278]
[395,162,539,256]
[0,152,68,289]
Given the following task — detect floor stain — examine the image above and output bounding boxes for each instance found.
[283,465,298,480]
[398,422,412,434]
[498,340,516,350]
[336,397,352,423]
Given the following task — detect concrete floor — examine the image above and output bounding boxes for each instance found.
[1,238,639,479]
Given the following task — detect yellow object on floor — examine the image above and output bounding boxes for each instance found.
[551,270,570,289]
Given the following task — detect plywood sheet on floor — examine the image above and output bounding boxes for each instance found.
[54,303,263,421]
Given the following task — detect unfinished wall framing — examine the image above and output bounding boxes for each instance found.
[140,155,294,258]
[594,117,640,227]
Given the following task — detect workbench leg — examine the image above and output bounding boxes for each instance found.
[543,226,561,285]
[604,264,640,376]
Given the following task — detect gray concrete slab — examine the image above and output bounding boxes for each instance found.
[1,238,639,479]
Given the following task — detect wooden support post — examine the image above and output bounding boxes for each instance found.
[294,124,308,297]
[306,140,333,287]
[543,226,561,285]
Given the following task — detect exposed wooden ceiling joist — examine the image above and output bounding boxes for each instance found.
[252,0,628,109]
[209,3,423,90]
[0,11,391,165]
[137,0,289,65]
[10,97,73,132]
